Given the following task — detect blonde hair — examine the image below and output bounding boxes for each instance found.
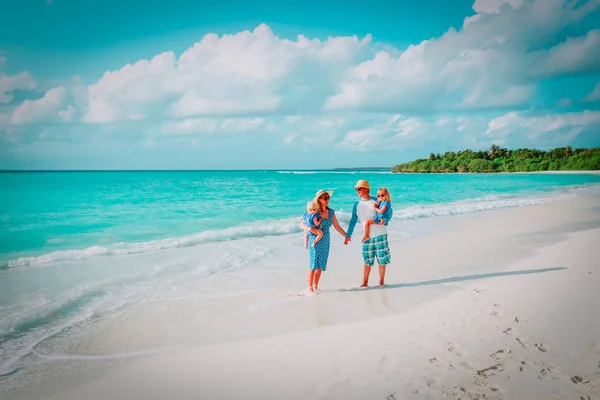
[377,187,391,202]
[306,200,319,212]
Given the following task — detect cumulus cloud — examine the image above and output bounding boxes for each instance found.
[161,117,266,135]
[79,24,372,123]
[9,1,600,126]
[2,0,600,159]
[326,0,600,113]
[585,82,600,102]
[486,110,600,146]
[337,115,489,152]
[0,71,36,104]
[10,86,67,124]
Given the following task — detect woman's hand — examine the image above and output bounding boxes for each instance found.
[331,214,347,238]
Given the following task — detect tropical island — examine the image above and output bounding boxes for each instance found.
[392,145,600,173]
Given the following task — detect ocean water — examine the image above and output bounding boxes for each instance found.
[1,170,600,379]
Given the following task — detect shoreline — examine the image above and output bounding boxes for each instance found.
[1,196,595,400]
[52,230,600,400]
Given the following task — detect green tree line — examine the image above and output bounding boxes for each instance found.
[392,145,600,173]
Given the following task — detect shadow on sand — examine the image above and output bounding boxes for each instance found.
[337,267,567,292]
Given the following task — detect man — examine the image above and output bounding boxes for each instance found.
[344,179,391,287]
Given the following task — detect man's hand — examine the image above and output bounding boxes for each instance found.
[344,237,351,245]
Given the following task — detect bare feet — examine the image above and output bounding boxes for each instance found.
[361,235,369,243]
[379,280,385,287]
[360,282,368,288]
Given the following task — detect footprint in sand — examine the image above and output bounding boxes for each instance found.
[538,364,556,380]
[446,342,462,356]
[519,360,527,372]
[476,363,504,378]
[535,342,548,352]
[490,349,507,361]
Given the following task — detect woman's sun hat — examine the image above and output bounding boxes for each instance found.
[314,189,333,201]
[354,180,370,190]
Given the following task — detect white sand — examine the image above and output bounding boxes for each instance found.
[502,170,600,175]
[36,196,600,400]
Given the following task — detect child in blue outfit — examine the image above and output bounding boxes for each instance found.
[362,187,393,243]
[302,200,324,248]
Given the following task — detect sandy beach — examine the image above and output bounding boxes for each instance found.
[2,196,598,400]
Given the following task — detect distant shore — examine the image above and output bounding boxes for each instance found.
[393,170,600,175]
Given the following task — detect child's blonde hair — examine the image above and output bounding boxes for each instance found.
[306,200,319,212]
[377,187,392,202]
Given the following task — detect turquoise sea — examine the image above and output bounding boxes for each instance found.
[1,170,600,379]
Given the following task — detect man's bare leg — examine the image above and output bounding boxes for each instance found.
[361,264,371,287]
[378,264,386,287]
[313,269,322,291]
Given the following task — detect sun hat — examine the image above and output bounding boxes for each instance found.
[314,189,333,201]
[354,180,371,190]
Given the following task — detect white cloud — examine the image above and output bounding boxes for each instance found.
[10,86,67,124]
[161,117,266,135]
[78,24,372,123]
[338,115,430,151]
[474,0,524,13]
[283,133,298,145]
[585,82,600,102]
[9,1,600,126]
[3,0,600,159]
[59,105,77,122]
[326,0,600,113]
[486,110,600,141]
[0,71,36,104]
[533,29,600,78]
[83,51,177,123]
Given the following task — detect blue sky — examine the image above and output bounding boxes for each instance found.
[1,0,600,169]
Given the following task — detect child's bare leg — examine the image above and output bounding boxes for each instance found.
[312,229,323,247]
[361,219,375,242]
[304,234,309,249]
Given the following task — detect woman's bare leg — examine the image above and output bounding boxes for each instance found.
[307,269,315,292]
[313,269,322,291]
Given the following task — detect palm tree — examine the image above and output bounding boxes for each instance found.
[490,144,501,159]
[566,146,573,157]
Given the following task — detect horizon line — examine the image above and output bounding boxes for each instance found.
[0,167,393,173]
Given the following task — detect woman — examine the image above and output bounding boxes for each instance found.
[300,189,347,293]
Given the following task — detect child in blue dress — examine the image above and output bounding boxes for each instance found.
[303,200,324,248]
[362,187,393,243]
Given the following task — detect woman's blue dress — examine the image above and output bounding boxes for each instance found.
[308,207,334,271]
